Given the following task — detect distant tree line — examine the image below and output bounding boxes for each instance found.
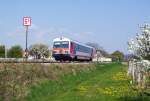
[29,44,50,59]
[86,42,125,62]
[111,50,124,62]
[0,44,50,59]
[0,45,5,58]
[86,42,110,57]
[0,42,125,62]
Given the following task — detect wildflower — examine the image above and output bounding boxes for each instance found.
[112,72,129,81]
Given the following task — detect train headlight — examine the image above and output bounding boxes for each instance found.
[53,51,57,54]
[65,51,69,54]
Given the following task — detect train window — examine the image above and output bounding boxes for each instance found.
[74,43,92,53]
[53,41,69,48]
[76,44,79,50]
[61,41,69,48]
[62,41,68,44]
[53,42,61,48]
[54,42,61,45]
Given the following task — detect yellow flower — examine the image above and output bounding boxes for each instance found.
[112,72,129,81]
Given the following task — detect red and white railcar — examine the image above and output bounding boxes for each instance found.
[52,37,95,61]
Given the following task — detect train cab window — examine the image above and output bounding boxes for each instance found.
[53,42,61,48]
[53,41,69,48]
[61,41,69,48]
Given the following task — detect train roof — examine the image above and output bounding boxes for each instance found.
[53,37,94,49]
[53,37,70,42]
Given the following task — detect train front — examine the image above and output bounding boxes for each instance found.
[52,37,71,61]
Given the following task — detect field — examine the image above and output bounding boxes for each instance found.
[23,63,150,101]
[0,63,150,101]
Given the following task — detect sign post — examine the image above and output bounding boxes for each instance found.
[23,17,31,61]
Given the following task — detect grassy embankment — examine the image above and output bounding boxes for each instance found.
[23,63,150,101]
[0,63,95,101]
[1,63,150,101]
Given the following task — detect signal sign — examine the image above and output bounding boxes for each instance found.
[23,16,32,61]
[23,17,31,26]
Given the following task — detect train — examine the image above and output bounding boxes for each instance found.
[52,37,95,61]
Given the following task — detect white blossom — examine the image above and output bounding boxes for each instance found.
[128,24,150,59]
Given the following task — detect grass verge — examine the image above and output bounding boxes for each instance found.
[23,63,149,101]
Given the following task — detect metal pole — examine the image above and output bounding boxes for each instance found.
[25,26,28,61]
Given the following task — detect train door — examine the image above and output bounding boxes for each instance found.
[70,42,74,57]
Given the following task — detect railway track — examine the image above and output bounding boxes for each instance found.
[0,59,94,64]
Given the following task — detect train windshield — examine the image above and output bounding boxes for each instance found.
[53,41,69,48]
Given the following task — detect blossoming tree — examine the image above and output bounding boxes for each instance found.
[128,23,150,60]
[128,23,150,88]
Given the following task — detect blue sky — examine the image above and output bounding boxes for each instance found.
[0,0,150,54]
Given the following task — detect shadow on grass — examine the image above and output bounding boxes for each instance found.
[118,96,150,101]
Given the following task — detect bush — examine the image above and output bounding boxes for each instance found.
[0,45,5,58]
[8,45,23,58]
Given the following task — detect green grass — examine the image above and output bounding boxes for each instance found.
[23,63,150,101]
